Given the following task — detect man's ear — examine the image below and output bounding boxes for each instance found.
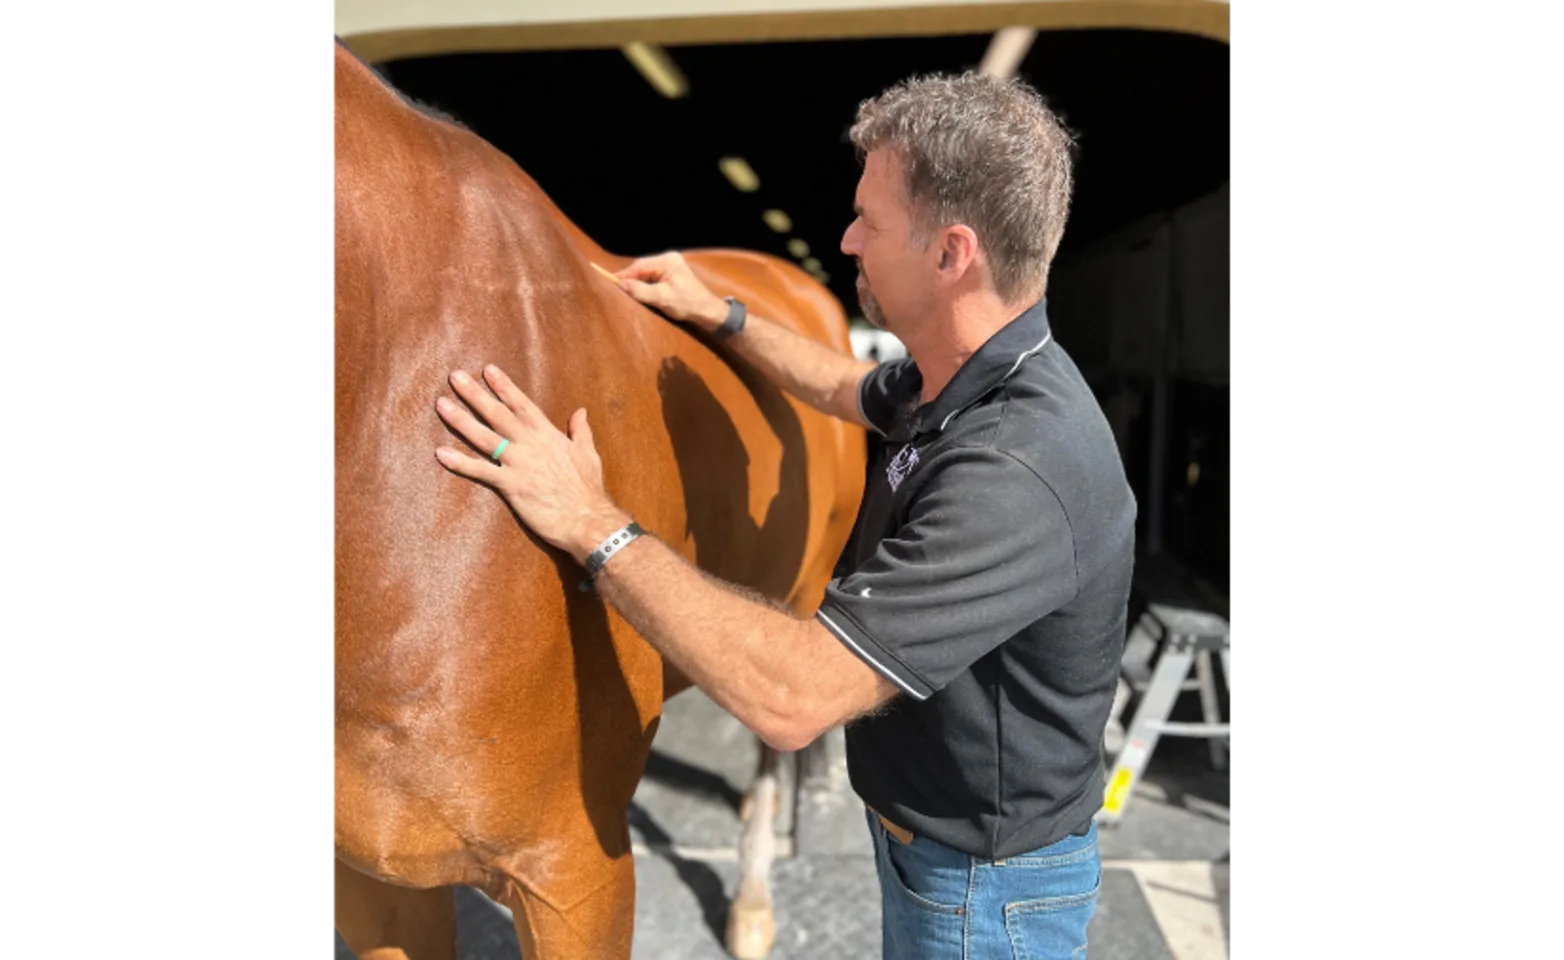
[938,225,980,278]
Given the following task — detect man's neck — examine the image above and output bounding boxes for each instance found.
[903,290,1037,404]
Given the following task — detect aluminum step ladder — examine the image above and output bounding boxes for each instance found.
[1097,602,1229,825]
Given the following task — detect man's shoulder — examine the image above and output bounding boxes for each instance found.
[899,435,1074,555]
[986,354,1134,522]
[897,341,1128,518]
[916,430,1056,498]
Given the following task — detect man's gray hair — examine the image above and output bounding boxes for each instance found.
[849,73,1076,303]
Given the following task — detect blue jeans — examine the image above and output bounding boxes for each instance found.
[866,808,1101,959]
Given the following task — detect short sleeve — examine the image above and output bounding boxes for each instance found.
[815,445,1078,699]
[857,358,922,436]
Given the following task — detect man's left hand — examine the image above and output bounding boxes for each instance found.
[435,364,631,564]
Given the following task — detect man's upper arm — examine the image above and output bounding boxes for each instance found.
[827,359,878,429]
[813,445,1079,699]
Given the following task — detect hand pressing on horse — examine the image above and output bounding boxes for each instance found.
[614,252,729,332]
[435,365,632,565]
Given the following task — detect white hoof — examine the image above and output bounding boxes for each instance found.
[725,899,775,960]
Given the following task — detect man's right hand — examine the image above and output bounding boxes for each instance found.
[614,252,730,332]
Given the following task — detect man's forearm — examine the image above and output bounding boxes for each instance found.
[725,311,874,422]
[614,255,873,422]
[436,353,889,746]
[591,529,823,749]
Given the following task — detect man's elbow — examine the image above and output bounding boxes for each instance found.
[745,622,887,751]
[756,723,816,754]
[752,703,831,754]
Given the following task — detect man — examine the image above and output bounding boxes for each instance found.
[433,73,1136,959]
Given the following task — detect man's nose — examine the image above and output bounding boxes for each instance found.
[838,223,863,257]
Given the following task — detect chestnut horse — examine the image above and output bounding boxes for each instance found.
[334,40,865,960]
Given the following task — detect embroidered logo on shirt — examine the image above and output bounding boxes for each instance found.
[886,444,919,492]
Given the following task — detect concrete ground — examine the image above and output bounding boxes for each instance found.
[336,687,1229,959]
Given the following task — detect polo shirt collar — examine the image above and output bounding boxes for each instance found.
[911,298,1053,437]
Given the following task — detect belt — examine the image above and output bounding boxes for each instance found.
[871,807,1094,850]
[870,806,915,845]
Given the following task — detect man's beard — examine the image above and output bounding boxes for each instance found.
[857,272,887,330]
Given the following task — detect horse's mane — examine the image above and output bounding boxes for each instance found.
[334,35,470,131]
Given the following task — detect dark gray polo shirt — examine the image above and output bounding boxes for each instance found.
[815,299,1136,859]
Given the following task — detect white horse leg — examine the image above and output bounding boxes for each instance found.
[726,743,780,959]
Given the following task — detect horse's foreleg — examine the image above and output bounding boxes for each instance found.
[335,860,456,960]
[727,743,781,960]
[496,848,636,960]
[736,742,781,824]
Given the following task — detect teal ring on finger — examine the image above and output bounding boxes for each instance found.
[491,438,510,461]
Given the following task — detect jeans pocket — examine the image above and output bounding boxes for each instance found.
[872,820,969,960]
[880,830,967,916]
[1002,870,1101,960]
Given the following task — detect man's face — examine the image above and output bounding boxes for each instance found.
[840,149,936,333]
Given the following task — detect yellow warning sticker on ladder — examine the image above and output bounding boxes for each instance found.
[1104,768,1133,814]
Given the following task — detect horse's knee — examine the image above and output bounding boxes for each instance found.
[498,855,637,960]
